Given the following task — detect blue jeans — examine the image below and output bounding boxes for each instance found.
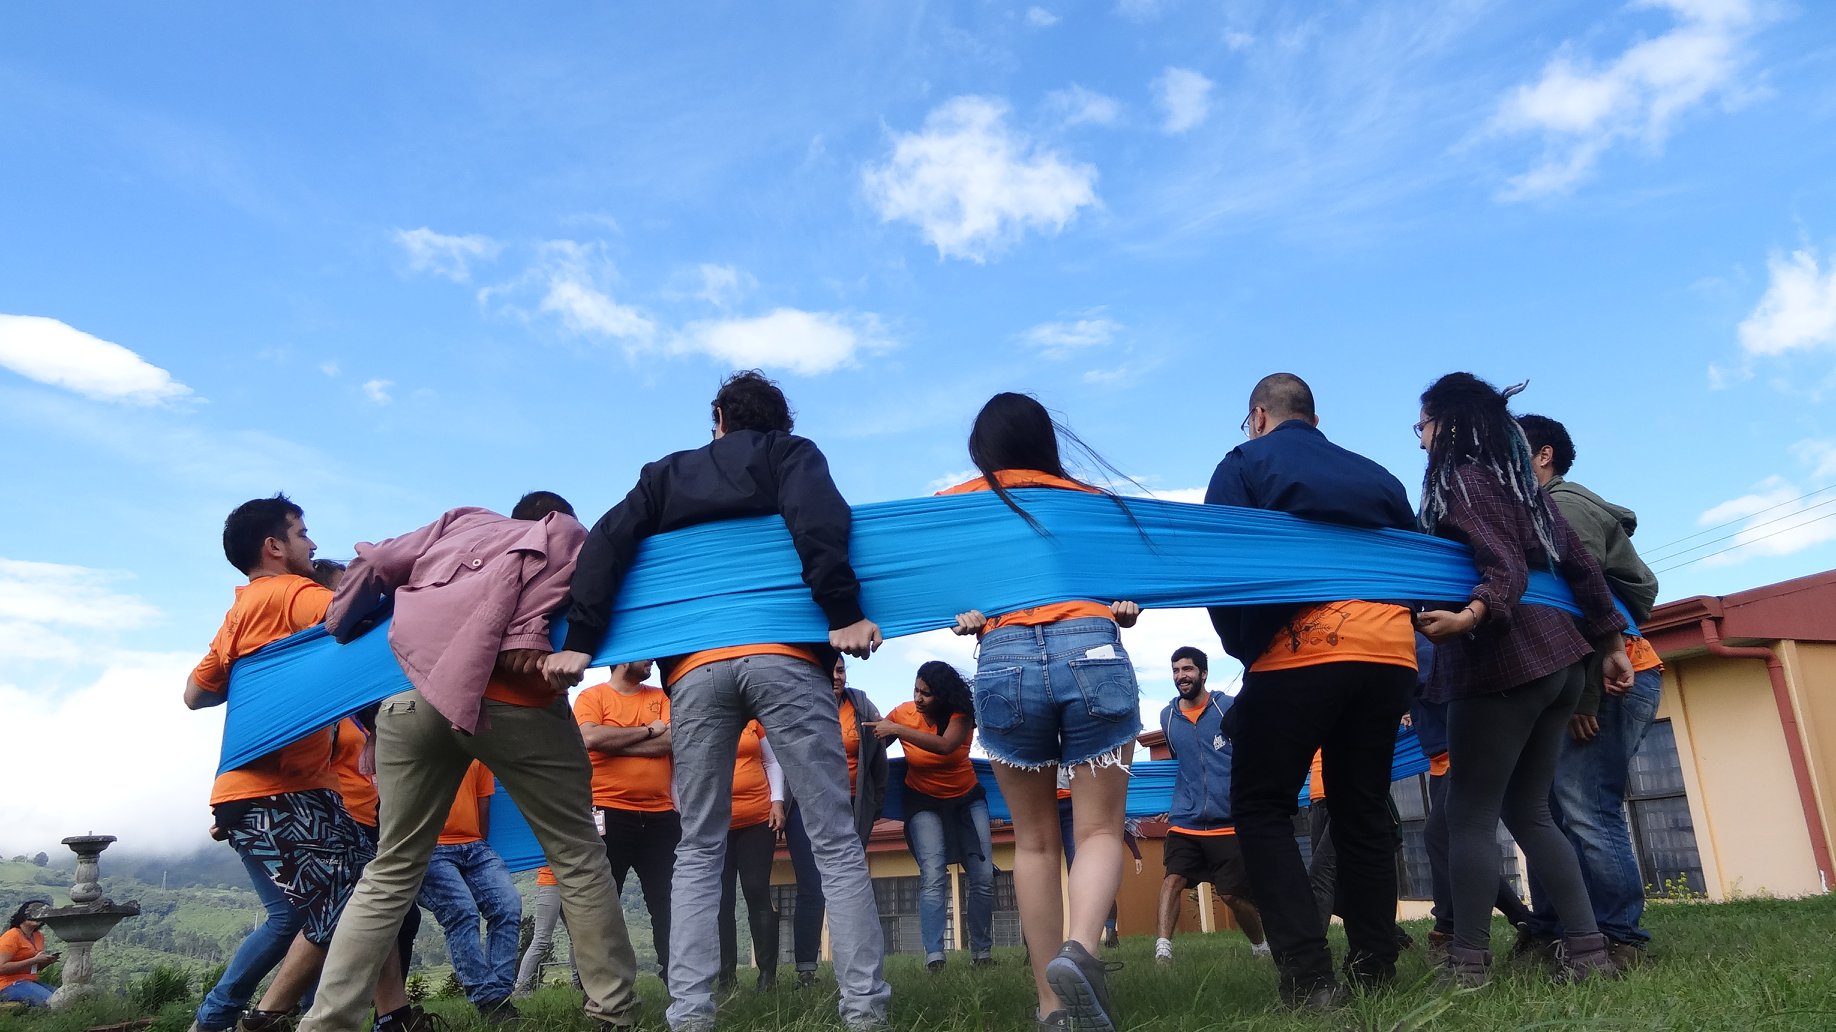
[905,796,995,963]
[1527,666,1663,944]
[196,847,311,1029]
[973,618,1142,769]
[666,654,890,1030]
[0,980,54,1006]
[419,840,523,1005]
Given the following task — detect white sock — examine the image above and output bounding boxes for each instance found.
[1155,937,1174,956]
[1250,940,1271,956]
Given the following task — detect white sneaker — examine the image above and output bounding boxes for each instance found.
[1154,938,1173,965]
[1250,941,1272,958]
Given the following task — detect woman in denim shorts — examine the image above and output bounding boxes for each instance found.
[936,392,1143,1032]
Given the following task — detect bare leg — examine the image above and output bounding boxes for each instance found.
[991,763,1066,1021]
[1222,894,1267,946]
[1156,875,1189,941]
[1065,765,1130,950]
[254,935,324,1013]
[372,949,408,1014]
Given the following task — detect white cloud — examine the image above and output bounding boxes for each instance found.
[0,559,161,664]
[673,308,891,376]
[1223,29,1255,51]
[927,469,979,493]
[1045,85,1122,128]
[1154,67,1214,134]
[1694,476,1836,566]
[1491,0,1761,201]
[0,314,192,405]
[1020,312,1120,358]
[1794,439,1836,481]
[362,378,393,405]
[319,360,340,377]
[0,652,228,856]
[1025,6,1059,28]
[862,96,1099,262]
[1737,249,1836,358]
[393,227,502,282]
[528,241,657,343]
[695,263,756,308]
[1083,366,1133,386]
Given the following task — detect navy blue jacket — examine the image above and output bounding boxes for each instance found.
[1204,420,1418,665]
[1160,690,1237,832]
[1407,634,1447,759]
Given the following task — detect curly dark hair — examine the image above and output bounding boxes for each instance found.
[915,660,975,733]
[1516,414,1576,477]
[713,369,794,435]
[1418,372,1559,564]
[222,494,302,574]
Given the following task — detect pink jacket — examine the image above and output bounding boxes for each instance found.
[327,507,587,733]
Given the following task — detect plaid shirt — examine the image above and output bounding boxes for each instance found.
[1425,466,1626,703]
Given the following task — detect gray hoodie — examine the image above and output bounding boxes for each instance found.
[1546,475,1660,714]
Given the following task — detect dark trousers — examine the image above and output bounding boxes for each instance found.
[1228,661,1415,989]
[719,821,780,986]
[601,806,680,978]
[785,802,871,970]
[1425,773,1532,933]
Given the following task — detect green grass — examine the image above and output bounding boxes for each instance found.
[5,896,1834,1031]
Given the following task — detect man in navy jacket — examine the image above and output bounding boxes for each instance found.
[1205,373,1420,1009]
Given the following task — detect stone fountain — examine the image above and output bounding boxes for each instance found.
[38,835,140,1008]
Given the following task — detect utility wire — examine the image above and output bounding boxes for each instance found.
[1639,482,1836,559]
[1654,509,1836,574]
[1643,495,1836,565]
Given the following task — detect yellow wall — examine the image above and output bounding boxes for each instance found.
[1663,653,1823,898]
[1778,641,1836,888]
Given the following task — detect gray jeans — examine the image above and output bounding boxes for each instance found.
[666,655,890,1030]
[513,882,574,993]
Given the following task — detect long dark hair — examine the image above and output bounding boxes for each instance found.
[8,900,48,929]
[967,392,1141,534]
[1418,372,1559,564]
[915,661,975,733]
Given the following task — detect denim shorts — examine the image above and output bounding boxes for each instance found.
[972,617,1142,769]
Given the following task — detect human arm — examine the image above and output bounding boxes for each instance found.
[326,512,471,642]
[952,610,987,636]
[1416,471,1522,641]
[579,720,672,756]
[1111,601,1140,628]
[771,436,873,646]
[561,475,664,660]
[184,673,226,710]
[477,792,490,839]
[1551,504,1632,705]
[760,736,787,805]
[871,711,972,755]
[500,516,588,653]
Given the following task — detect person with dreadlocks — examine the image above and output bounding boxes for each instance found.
[1411,372,1633,987]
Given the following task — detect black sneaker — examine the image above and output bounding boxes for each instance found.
[795,970,820,989]
[237,1010,299,1032]
[926,958,945,974]
[971,955,996,969]
[1044,941,1120,1032]
[474,998,518,1024]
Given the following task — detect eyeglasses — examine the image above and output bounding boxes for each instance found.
[1239,408,1259,436]
[1412,420,1431,437]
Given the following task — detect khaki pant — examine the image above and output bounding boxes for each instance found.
[299,690,640,1032]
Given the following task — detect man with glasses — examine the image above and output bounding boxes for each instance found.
[1204,373,1420,1010]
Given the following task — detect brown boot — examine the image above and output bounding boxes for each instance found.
[1607,940,1647,972]
[1437,943,1491,989]
[1555,933,1620,983]
[1425,930,1453,966]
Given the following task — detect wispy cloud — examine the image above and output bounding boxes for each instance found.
[1025,6,1059,28]
[1153,67,1213,134]
[1738,248,1836,358]
[862,96,1099,263]
[695,263,756,309]
[1490,0,1763,201]
[1694,476,1836,566]
[362,378,394,405]
[393,227,502,282]
[1044,85,1122,128]
[1020,311,1121,358]
[0,314,192,405]
[521,241,658,343]
[1115,0,1161,22]
[673,308,891,376]
[0,558,161,663]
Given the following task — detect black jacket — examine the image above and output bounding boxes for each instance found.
[1203,420,1418,665]
[562,429,865,670]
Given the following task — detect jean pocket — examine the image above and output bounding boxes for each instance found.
[1067,657,1138,721]
[972,666,1026,735]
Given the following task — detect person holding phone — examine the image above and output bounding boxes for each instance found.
[0,902,57,1007]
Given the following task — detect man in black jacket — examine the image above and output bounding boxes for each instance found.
[1205,373,1420,1009]
[543,370,888,1032]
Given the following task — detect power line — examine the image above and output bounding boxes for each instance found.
[1655,509,1836,574]
[1639,482,1836,559]
[1643,495,1836,565]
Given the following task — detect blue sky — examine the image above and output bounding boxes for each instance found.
[4,0,1835,854]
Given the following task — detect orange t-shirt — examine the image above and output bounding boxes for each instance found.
[937,470,1116,632]
[888,701,978,799]
[438,762,495,845]
[1308,749,1326,803]
[192,574,340,805]
[330,718,378,827]
[1430,751,1451,777]
[1626,636,1663,673]
[535,866,557,887]
[1170,699,1235,836]
[0,927,45,991]
[730,721,773,830]
[668,644,822,688]
[482,667,559,708]
[838,697,861,795]
[1248,601,1418,674]
[574,682,674,813]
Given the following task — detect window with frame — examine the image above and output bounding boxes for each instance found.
[1626,718,1705,896]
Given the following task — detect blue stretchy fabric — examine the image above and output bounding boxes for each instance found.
[214,490,1612,870]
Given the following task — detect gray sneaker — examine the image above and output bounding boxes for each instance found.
[1045,941,1119,1032]
[1037,1011,1070,1031]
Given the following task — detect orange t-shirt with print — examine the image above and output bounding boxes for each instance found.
[730,721,773,830]
[438,762,495,845]
[1169,697,1235,837]
[838,697,862,795]
[1248,600,1417,674]
[0,927,45,991]
[574,682,674,813]
[330,718,379,827]
[535,866,557,887]
[192,574,340,805]
[1626,636,1663,673]
[937,470,1116,632]
[888,701,978,799]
